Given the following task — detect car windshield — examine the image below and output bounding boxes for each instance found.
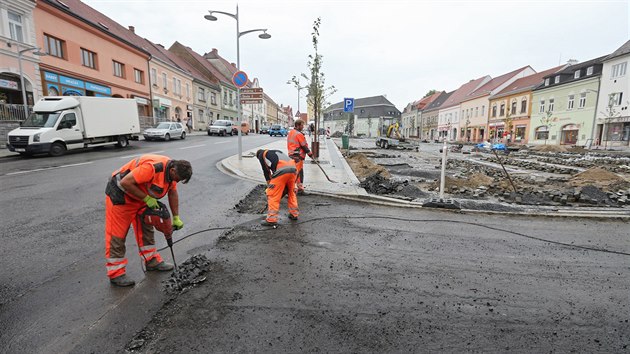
[271,125,282,129]
[215,121,231,126]
[155,122,171,129]
[21,112,61,128]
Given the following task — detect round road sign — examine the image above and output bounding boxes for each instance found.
[232,71,248,88]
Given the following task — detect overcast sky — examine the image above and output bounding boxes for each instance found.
[83,0,629,112]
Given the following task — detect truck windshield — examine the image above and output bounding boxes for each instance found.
[21,112,61,128]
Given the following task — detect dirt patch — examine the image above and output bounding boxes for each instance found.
[234,184,267,214]
[359,173,426,199]
[532,145,569,153]
[569,167,626,188]
[346,153,391,180]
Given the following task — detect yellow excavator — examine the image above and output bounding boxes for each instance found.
[376,119,406,149]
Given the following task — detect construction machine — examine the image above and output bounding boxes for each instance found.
[375,117,410,149]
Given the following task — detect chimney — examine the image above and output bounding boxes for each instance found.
[231,62,237,68]
[567,59,579,66]
[211,48,218,54]
[128,25,135,33]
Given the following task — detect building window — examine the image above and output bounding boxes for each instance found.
[223,92,227,105]
[539,100,545,113]
[499,103,505,116]
[520,99,527,113]
[113,60,125,78]
[610,92,624,106]
[611,62,627,79]
[173,78,181,95]
[492,104,497,117]
[481,105,485,116]
[567,95,575,110]
[474,107,478,117]
[134,69,144,84]
[162,73,167,89]
[43,34,65,59]
[554,75,560,84]
[81,48,97,69]
[8,10,24,42]
[574,70,581,79]
[511,101,517,115]
[211,92,216,105]
[535,126,549,140]
[150,68,157,85]
[544,78,550,86]
[548,98,554,112]
[578,93,586,108]
[198,87,205,102]
[229,92,233,105]
[586,66,593,75]
[185,83,190,99]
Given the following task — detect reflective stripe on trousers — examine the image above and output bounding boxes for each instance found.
[266,172,299,222]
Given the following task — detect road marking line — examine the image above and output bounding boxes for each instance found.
[214,141,231,145]
[179,144,206,150]
[119,150,165,159]
[6,161,94,176]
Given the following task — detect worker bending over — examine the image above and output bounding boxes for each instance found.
[104,154,192,287]
[287,119,313,194]
[257,149,299,226]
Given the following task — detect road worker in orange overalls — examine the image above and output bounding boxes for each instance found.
[287,119,313,194]
[257,149,299,226]
[104,154,193,287]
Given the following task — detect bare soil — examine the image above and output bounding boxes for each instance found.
[345,152,391,180]
[532,145,569,153]
[569,167,627,187]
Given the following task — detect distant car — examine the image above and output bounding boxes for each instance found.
[240,121,250,135]
[143,122,185,141]
[269,124,288,137]
[207,120,235,136]
[260,125,270,134]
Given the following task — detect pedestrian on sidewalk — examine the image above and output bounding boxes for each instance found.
[104,154,193,287]
[186,118,193,133]
[256,149,299,226]
[287,119,313,195]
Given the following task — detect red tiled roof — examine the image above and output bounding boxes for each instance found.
[493,64,566,98]
[465,65,532,100]
[170,42,233,86]
[416,92,442,110]
[440,76,491,109]
[43,0,148,56]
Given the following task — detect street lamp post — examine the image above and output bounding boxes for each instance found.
[17,44,46,120]
[287,76,307,120]
[205,5,271,160]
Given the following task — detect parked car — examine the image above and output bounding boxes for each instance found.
[269,124,288,137]
[207,120,235,136]
[240,121,250,135]
[260,125,270,134]
[143,122,185,141]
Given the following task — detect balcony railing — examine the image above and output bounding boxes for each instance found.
[0,104,32,121]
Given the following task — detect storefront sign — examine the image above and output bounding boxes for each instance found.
[59,75,84,88]
[0,79,18,90]
[44,72,58,82]
[85,82,111,95]
[43,71,111,96]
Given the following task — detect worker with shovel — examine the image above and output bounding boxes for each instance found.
[257,149,299,227]
[104,154,192,287]
[287,119,313,195]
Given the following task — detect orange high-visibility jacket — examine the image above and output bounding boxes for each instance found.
[287,129,311,160]
[112,154,177,200]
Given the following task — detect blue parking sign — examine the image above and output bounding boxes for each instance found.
[343,98,354,112]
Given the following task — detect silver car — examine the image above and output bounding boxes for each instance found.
[143,122,186,141]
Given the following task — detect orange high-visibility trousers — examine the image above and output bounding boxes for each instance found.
[294,159,304,191]
[104,196,163,279]
[266,172,299,223]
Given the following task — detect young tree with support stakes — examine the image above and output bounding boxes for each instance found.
[539,110,555,145]
[300,17,336,157]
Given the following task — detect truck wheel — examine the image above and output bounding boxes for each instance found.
[116,136,129,148]
[165,133,171,141]
[49,142,66,157]
[181,132,186,139]
[383,141,390,149]
[376,140,380,147]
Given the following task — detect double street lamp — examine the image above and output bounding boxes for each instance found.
[17,45,46,120]
[205,5,271,160]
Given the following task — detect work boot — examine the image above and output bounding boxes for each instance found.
[297,189,308,196]
[145,258,174,271]
[288,214,298,221]
[110,274,135,287]
[261,220,278,227]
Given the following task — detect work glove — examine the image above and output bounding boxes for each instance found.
[172,215,184,230]
[143,195,159,209]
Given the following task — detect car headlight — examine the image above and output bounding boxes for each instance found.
[33,133,41,142]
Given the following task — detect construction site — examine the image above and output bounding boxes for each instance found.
[342,138,630,212]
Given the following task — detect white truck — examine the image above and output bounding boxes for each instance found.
[7,96,140,156]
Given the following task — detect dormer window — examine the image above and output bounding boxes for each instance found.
[574,71,580,79]
[586,66,593,75]
[554,75,560,84]
[544,78,550,86]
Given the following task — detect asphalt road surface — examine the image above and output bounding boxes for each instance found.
[0,133,276,353]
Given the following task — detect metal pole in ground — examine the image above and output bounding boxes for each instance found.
[440,139,447,200]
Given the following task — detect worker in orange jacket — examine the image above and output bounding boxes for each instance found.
[257,149,299,226]
[104,154,193,287]
[287,119,313,194]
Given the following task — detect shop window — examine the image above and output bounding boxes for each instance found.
[44,34,65,59]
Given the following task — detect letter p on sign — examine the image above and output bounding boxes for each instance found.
[343,98,354,113]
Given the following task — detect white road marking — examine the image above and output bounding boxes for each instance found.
[179,144,206,150]
[6,161,94,176]
[119,150,165,159]
[214,141,231,145]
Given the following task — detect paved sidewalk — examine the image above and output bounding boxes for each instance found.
[220,137,368,197]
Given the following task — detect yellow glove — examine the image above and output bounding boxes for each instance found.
[172,215,184,230]
[143,195,159,209]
